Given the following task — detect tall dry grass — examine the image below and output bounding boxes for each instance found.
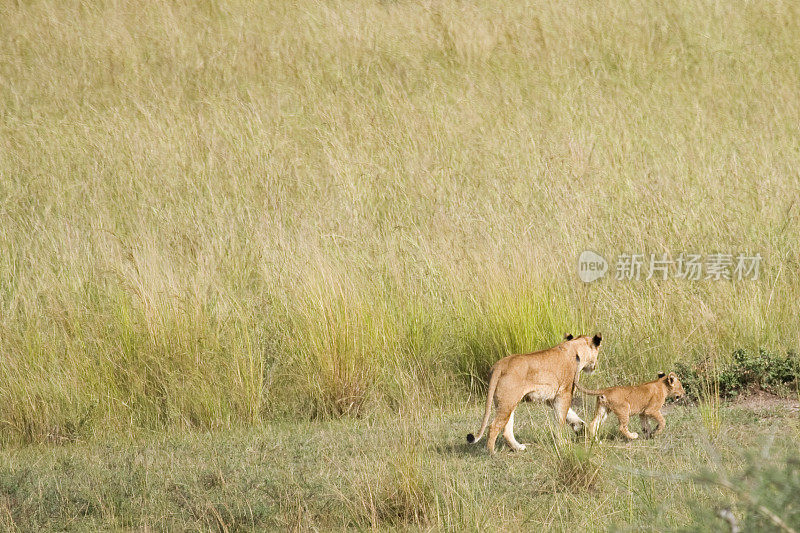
[1,0,799,441]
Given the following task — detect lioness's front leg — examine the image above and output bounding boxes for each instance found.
[551,392,573,428]
[565,407,585,432]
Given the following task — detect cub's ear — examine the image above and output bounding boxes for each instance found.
[667,373,676,385]
[657,371,666,378]
[591,333,602,347]
[564,334,574,341]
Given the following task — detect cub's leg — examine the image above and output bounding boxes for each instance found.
[502,409,526,451]
[616,405,639,439]
[639,414,652,438]
[588,402,607,440]
[647,409,666,436]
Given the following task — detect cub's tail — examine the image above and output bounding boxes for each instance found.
[574,381,605,396]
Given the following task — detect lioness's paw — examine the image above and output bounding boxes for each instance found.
[514,444,527,452]
[628,432,639,439]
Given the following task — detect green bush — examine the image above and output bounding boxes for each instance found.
[675,348,800,402]
[673,361,705,403]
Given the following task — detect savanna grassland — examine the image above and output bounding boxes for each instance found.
[1,0,800,530]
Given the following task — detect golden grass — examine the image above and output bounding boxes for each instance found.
[1,0,799,440]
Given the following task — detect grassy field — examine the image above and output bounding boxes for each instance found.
[0,401,798,531]
[2,0,800,529]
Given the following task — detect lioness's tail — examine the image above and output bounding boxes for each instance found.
[574,381,605,396]
[467,366,500,444]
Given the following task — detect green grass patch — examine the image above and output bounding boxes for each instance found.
[0,405,797,531]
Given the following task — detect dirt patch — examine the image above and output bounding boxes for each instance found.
[731,390,799,413]
[661,391,799,416]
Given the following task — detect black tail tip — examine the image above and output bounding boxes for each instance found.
[466,433,475,443]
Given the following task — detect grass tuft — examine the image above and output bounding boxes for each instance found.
[546,428,604,493]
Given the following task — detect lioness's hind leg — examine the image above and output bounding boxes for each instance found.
[487,407,513,455]
[502,409,526,451]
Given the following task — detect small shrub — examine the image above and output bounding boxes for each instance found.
[675,348,800,402]
[764,349,800,395]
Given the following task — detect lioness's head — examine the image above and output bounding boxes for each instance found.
[567,333,602,374]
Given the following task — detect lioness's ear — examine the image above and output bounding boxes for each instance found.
[657,371,666,378]
[564,334,574,341]
[591,333,602,347]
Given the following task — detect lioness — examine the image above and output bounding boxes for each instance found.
[467,333,602,455]
[575,371,685,440]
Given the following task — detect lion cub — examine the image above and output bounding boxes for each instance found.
[575,372,685,440]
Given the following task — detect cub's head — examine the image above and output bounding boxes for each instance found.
[659,371,686,399]
[570,333,602,374]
